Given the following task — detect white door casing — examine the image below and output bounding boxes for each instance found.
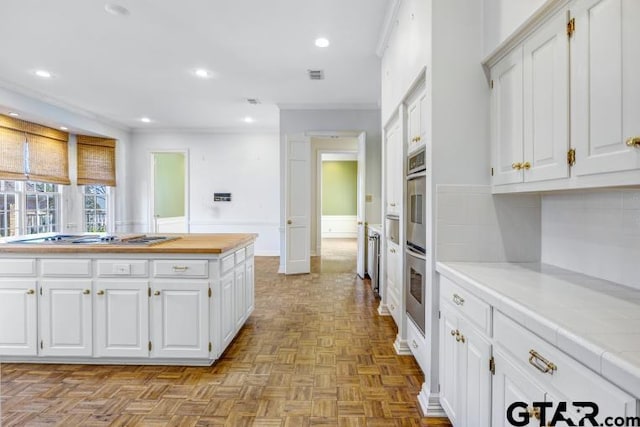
[149,150,189,233]
[285,134,311,275]
[356,132,367,278]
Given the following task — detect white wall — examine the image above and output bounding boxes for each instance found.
[482,0,548,55]
[541,189,640,290]
[279,109,383,267]
[129,130,280,255]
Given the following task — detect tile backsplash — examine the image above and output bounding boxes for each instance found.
[541,189,640,290]
[436,185,541,262]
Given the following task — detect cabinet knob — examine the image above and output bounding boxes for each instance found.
[511,162,522,170]
[26,289,35,295]
[522,161,531,170]
[97,290,105,296]
[450,329,457,336]
[415,136,421,143]
[528,407,541,420]
[626,136,640,148]
[412,340,418,349]
[287,219,292,225]
[83,289,90,295]
[452,293,465,306]
[154,290,161,296]
[390,248,396,253]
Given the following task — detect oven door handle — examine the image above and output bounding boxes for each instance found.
[406,247,427,260]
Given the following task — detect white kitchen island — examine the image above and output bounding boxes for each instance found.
[0,233,256,366]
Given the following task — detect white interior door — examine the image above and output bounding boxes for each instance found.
[285,134,311,274]
[356,132,366,278]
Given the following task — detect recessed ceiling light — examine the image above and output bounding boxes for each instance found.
[8,112,20,117]
[104,3,130,16]
[140,117,151,123]
[194,68,212,79]
[60,126,68,131]
[243,117,254,123]
[34,69,52,78]
[315,37,330,48]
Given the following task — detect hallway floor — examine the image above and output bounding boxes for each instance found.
[0,241,451,426]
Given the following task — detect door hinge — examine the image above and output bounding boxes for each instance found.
[438,310,441,319]
[208,288,212,298]
[40,340,43,350]
[148,341,152,351]
[438,384,441,392]
[567,18,575,37]
[490,80,494,89]
[39,287,42,296]
[491,167,494,176]
[489,356,496,375]
[567,148,576,166]
[208,342,212,352]
[148,287,151,297]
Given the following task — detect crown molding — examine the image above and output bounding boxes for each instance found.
[375,0,402,58]
[277,102,379,111]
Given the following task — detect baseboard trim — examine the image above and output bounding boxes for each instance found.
[393,335,412,355]
[417,384,448,418]
[377,304,390,316]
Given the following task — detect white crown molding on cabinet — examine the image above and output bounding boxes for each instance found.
[375,0,402,58]
[481,0,570,82]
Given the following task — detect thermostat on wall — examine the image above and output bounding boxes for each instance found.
[214,193,232,202]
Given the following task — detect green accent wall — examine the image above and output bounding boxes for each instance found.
[154,153,185,218]
[322,161,357,215]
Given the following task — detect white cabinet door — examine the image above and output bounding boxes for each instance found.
[386,241,400,300]
[95,280,149,358]
[40,280,93,357]
[407,87,427,154]
[571,0,640,176]
[0,280,37,356]
[220,271,235,350]
[491,348,545,427]
[491,48,524,185]
[439,304,460,425]
[385,120,402,214]
[458,317,492,427]
[245,257,255,317]
[523,11,570,183]
[150,280,209,358]
[234,265,245,330]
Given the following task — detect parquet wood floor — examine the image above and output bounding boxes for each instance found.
[0,239,452,426]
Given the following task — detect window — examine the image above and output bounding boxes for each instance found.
[83,185,108,232]
[0,180,60,236]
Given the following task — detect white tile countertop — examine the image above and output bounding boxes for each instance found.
[436,262,640,398]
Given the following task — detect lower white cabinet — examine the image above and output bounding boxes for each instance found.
[245,256,255,316]
[439,301,492,427]
[95,280,149,358]
[0,280,37,356]
[39,280,93,357]
[234,263,246,329]
[220,271,235,350]
[150,280,209,359]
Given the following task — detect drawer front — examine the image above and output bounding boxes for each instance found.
[245,244,254,257]
[41,259,91,277]
[494,311,635,419]
[153,260,208,278]
[235,248,245,264]
[0,259,36,276]
[440,274,491,334]
[97,260,148,277]
[407,316,427,373]
[221,254,235,274]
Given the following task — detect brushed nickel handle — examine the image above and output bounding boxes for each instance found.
[512,162,522,170]
[83,289,90,295]
[522,161,531,170]
[26,289,35,295]
[287,219,292,225]
[412,340,418,349]
[97,290,105,296]
[172,265,189,272]
[626,137,640,148]
[452,293,465,306]
[154,290,161,296]
[529,349,557,374]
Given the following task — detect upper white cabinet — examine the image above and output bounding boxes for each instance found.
[0,280,37,356]
[385,118,403,215]
[407,84,427,154]
[491,10,569,186]
[571,0,640,176]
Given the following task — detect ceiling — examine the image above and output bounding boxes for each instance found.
[0,0,388,132]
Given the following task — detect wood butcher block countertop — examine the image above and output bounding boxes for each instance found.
[0,233,257,254]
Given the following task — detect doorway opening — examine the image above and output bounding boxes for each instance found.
[149,150,189,233]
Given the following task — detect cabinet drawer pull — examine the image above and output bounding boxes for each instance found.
[83,289,90,295]
[452,293,465,306]
[172,265,189,272]
[97,290,105,296]
[626,136,640,148]
[412,340,418,349]
[26,289,35,295]
[528,349,557,374]
[154,290,161,296]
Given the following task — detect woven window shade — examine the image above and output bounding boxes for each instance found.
[0,114,70,183]
[77,136,116,186]
[0,127,27,180]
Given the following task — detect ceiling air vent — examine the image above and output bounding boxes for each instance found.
[246,98,261,105]
[307,69,325,80]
